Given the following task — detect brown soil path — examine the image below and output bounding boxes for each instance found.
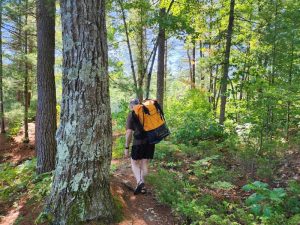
[111,159,177,225]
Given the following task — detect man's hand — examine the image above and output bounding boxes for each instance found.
[124,148,129,158]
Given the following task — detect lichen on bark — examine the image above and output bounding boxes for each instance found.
[45,0,116,224]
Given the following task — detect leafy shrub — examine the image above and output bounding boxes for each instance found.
[147,169,184,206]
[286,180,300,215]
[0,158,52,204]
[147,167,257,225]
[6,107,23,136]
[154,141,179,160]
[165,89,225,146]
[112,136,125,159]
[112,99,129,132]
[243,181,286,217]
[0,159,36,202]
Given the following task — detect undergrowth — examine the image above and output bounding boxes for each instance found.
[147,141,300,225]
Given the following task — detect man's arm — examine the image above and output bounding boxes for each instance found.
[124,129,133,157]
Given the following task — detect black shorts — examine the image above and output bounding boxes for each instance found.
[131,144,155,160]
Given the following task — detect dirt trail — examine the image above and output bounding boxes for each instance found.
[0,123,35,165]
[111,159,176,225]
[0,124,177,225]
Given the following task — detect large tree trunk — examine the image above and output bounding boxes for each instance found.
[36,0,57,174]
[156,8,166,109]
[219,0,235,125]
[46,0,115,224]
[23,0,29,142]
[0,0,5,133]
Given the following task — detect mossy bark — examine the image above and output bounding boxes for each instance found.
[46,0,115,224]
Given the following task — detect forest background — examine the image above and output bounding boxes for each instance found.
[0,0,300,224]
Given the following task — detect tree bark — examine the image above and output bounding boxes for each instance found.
[36,0,57,174]
[0,0,5,133]
[219,0,235,125]
[23,0,29,142]
[46,0,115,224]
[156,8,166,109]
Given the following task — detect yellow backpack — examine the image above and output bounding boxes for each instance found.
[132,99,170,144]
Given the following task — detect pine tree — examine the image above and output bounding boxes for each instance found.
[36,0,57,174]
[46,0,115,223]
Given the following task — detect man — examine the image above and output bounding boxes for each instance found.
[124,98,155,195]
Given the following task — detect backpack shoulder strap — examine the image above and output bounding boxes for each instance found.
[131,109,145,131]
[153,100,166,121]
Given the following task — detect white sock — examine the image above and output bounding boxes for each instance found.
[141,159,149,183]
[131,159,142,185]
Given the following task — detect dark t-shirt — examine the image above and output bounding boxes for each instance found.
[126,112,148,146]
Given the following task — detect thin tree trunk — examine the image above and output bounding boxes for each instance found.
[219,0,235,125]
[23,0,29,142]
[156,8,166,109]
[0,0,5,133]
[213,64,220,117]
[164,38,167,93]
[145,0,174,99]
[145,39,158,99]
[208,42,213,103]
[118,0,138,95]
[36,0,57,174]
[187,48,193,89]
[137,11,146,101]
[46,0,115,223]
[286,38,294,140]
[271,0,278,85]
[192,40,196,88]
[268,1,279,140]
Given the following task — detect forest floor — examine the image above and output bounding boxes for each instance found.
[0,124,177,225]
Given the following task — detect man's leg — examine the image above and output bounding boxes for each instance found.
[131,158,142,185]
[141,159,149,183]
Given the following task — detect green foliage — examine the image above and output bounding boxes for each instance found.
[110,164,118,174]
[112,99,129,132]
[191,155,234,183]
[210,181,236,191]
[0,159,36,202]
[112,136,126,159]
[35,211,54,224]
[112,195,124,223]
[166,90,224,146]
[243,181,286,218]
[6,107,23,136]
[147,167,257,225]
[0,158,52,205]
[243,180,300,221]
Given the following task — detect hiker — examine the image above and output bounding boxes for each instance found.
[124,98,155,195]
